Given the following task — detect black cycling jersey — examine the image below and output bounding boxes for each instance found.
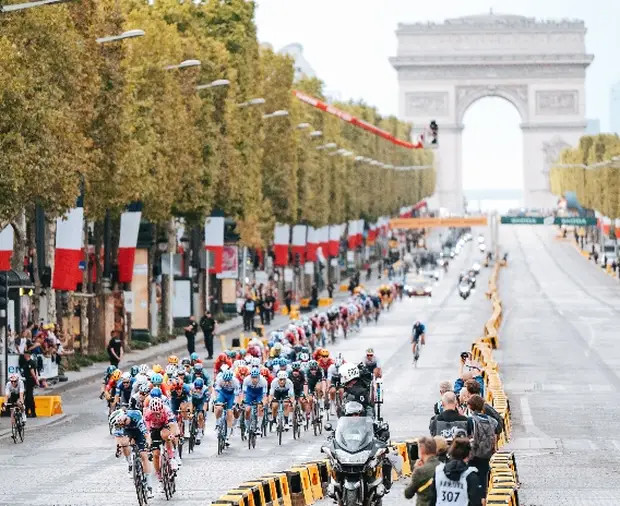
[306,369,323,390]
[289,371,306,397]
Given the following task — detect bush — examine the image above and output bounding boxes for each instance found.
[64,351,109,371]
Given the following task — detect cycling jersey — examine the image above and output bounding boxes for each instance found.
[144,405,175,430]
[269,379,294,401]
[242,376,268,404]
[215,377,241,409]
[288,371,306,398]
[169,383,191,413]
[318,357,334,374]
[120,410,149,450]
[412,323,426,342]
[115,383,133,406]
[326,364,342,387]
[362,357,380,375]
[190,385,210,410]
[5,380,24,396]
[306,368,324,391]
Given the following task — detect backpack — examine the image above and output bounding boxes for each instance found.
[471,413,497,459]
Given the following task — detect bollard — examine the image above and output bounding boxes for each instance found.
[239,482,265,506]
[261,473,292,506]
[396,443,412,476]
[286,468,314,505]
[225,489,255,506]
[302,463,323,500]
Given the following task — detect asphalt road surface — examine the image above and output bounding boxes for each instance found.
[0,235,492,506]
[499,226,620,506]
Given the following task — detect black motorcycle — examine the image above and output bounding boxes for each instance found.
[322,405,390,506]
[458,282,471,300]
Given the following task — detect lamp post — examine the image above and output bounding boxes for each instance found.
[196,79,230,91]
[263,110,289,119]
[96,29,145,45]
[164,59,201,71]
[237,97,265,108]
[0,0,74,13]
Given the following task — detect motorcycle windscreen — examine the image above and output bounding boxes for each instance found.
[335,417,375,453]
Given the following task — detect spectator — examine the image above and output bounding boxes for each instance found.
[284,289,292,316]
[434,380,453,415]
[430,438,483,506]
[242,294,256,332]
[467,394,498,498]
[310,284,318,308]
[327,282,334,299]
[256,292,265,325]
[404,436,441,504]
[429,391,472,439]
[263,290,275,325]
[183,316,198,354]
[106,330,123,367]
[199,310,217,360]
[461,379,504,435]
[21,350,38,418]
[434,436,449,463]
[454,370,474,398]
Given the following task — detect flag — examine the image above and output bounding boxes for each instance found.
[52,206,84,291]
[0,225,13,271]
[318,226,329,258]
[205,216,225,273]
[292,225,307,264]
[306,226,318,262]
[357,219,365,247]
[347,220,357,250]
[117,204,142,283]
[328,225,340,257]
[274,224,290,267]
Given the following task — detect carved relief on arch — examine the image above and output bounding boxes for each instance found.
[455,85,528,123]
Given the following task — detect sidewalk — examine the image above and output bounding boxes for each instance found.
[570,236,619,280]
[45,270,379,395]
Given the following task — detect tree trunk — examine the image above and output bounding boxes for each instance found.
[10,210,26,272]
[45,220,57,324]
[90,221,106,353]
[81,218,90,353]
[162,218,176,336]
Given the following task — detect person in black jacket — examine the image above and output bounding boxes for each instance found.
[429,392,473,439]
[430,438,483,506]
[460,379,504,435]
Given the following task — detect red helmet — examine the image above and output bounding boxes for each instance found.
[246,345,261,358]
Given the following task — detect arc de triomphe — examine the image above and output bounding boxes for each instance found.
[390,13,593,212]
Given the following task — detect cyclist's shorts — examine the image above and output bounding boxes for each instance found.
[272,390,290,402]
[126,430,148,451]
[244,390,264,405]
[7,393,20,405]
[216,390,236,410]
[149,428,164,449]
[293,389,305,400]
[330,378,341,388]
[412,334,421,343]
[170,398,182,414]
[308,379,321,392]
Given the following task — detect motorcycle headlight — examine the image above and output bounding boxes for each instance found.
[334,449,372,465]
[425,286,432,293]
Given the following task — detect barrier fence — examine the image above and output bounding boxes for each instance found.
[472,261,520,505]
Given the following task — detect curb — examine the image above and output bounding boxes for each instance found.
[0,412,70,440]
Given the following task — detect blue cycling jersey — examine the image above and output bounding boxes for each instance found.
[123,410,148,436]
[116,383,133,404]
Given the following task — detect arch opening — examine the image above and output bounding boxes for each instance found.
[462,96,523,213]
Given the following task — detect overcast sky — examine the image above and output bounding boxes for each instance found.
[255,0,620,191]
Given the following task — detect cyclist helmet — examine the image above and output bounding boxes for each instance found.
[366,348,374,356]
[319,349,330,358]
[181,357,191,366]
[106,365,117,375]
[168,355,179,365]
[121,372,131,382]
[238,349,247,357]
[111,370,122,382]
[139,383,151,394]
[249,357,261,367]
[130,365,139,377]
[237,366,250,378]
[226,350,236,358]
[276,371,288,381]
[108,409,126,427]
[250,368,260,378]
[299,352,309,362]
[291,361,301,371]
[309,360,319,369]
[340,363,360,384]
[193,378,204,389]
[182,384,191,395]
[260,367,270,378]
[9,373,19,382]
[222,371,234,382]
[177,368,186,377]
[152,364,163,374]
[149,387,162,398]
[194,363,203,372]
[279,358,289,367]
[217,352,228,362]
[151,373,163,386]
[150,397,165,412]
[220,364,230,373]
[165,364,176,376]
[190,352,199,361]
[138,364,148,374]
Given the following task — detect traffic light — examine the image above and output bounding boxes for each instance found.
[429,120,438,145]
[0,273,7,326]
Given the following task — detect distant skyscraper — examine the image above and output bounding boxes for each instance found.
[585,119,600,135]
[611,82,620,134]
[278,43,316,81]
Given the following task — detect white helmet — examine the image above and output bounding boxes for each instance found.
[277,371,288,380]
[138,364,148,374]
[108,409,126,427]
[165,364,176,376]
[121,372,131,382]
[250,357,261,367]
[340,363,360,385]
[220,364,230,372]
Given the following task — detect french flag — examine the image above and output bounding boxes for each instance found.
[274,224,290,267]
[318,226,329,259]
[52,205,84,291]
[292,225,307,263]
[347,220,357,250]
[306,226,318,262]
[117,203,142,284]
[205,216,225,274]
[328,225,341,257]
[0,225,13,271]
[357,219,365,247]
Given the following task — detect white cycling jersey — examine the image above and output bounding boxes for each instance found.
[5,380,24,396]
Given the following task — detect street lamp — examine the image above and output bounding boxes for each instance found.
[263,110,289,119]
[196,79,230,91]
[309,130,323,138]
[316,142,337,151]
[0,0,74,13]
[164,59,201,71]
[96,29,145,44]
[237,97,265,108]
[296,122,311,130]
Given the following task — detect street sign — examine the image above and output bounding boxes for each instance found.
[500,216,598,226]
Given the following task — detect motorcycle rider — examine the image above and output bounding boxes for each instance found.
[340,362,373,417]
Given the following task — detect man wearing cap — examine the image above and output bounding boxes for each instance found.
[21,350,39,418]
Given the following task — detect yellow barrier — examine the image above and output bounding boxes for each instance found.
[261,473,292,506]
[396,442,412,477]
[24,396,63,417]
[317,298,332,307]
[304,463,323,500]
[238,482,266,506]
[300,298,311,309]
[339,283,348,292]
[226,489,255,506]
[214,494,244,506]
[288,467,314,505]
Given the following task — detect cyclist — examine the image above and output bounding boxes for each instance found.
[269,370,295,431]
[109,408,154,498]
[115,372,134,408]
[214,370,241,446]
[289,361,309,418]
[306,360,325,412]
[190,378,210,445]
[130,382,151,411]
[129,365,140,380]
[192,362,205,382]
[3,373,25,426]
[151,372,169,398]
[104,369,122,411]
[242,368,268,436]
[327,357,344,416]
[169,377,192,439]
[411,321,426,362]
[100,365,117,399]
[144,396,179,478]
[362,348,382,378]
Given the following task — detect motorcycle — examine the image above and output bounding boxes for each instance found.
[322,403,390,506]
[459,283,471,300]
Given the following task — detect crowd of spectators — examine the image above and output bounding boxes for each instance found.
[404,351,506,506]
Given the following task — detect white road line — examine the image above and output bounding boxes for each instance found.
[520,396,535,427]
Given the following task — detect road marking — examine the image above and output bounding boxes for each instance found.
[520,397,535,427]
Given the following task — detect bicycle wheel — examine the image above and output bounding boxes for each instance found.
[162,454,173,500]
[11,419,18,444]
[133,455,147,506]
[17,418,24,443]
[188,417,197,454]
[240,413,247,441]
[292,409,299,440]
[217,420,225,455]
[277,419,283,446]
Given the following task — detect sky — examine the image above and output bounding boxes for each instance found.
[255,0,620,191]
